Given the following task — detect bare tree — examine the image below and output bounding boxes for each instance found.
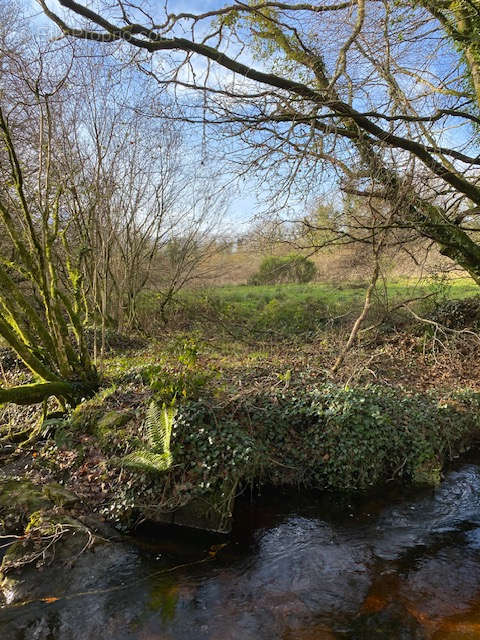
[38,0,480,283]
[151,180,230,323]
[54,61,185,335]
[0,4,226,403]
[0,45,98,405]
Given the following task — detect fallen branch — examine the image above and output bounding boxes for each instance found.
[359,292,436,335]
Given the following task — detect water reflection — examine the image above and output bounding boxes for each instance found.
[2,464,480,638]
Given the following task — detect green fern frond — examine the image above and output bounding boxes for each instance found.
[146,401,176,455]
[121,450,173,473]
[119,401,176,474]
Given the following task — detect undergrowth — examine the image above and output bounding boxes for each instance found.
[171,385,480,493]
[136,277,480,339]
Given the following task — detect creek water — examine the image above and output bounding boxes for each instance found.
[2,461,480,639]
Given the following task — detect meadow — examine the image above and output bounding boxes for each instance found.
[147,276,480,342]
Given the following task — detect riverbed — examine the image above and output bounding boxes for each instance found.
[2,462,480,639]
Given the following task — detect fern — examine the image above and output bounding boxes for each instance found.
[121,401,176,474]
[121,450,173,474]
[145,402,176,455]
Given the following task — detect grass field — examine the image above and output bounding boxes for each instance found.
[168,277,480,339]
[103,275,480,410]
[203,276,479,309]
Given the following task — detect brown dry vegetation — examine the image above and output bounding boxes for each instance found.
[198,240,455,289]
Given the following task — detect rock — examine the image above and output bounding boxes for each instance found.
[347,602,426,639]
[0,478,51,516]
[173,495,233,533]
[144,479,237,533]
[144,497,233,533]
[94,410,134,440]
[42,483,79,508]
[0,517,139,640]
[0,478,51,534]
[1,511,90,584]
[0,477,81,539]
[0,477,80,530]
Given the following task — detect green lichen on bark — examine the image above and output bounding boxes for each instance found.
[0,105,98,407]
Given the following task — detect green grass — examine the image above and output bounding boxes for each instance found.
[174,277,479,335]
[204,277,479,309]
[202,282,366,312]
[132,276,480,341]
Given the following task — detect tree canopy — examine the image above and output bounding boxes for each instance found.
[36,0,480,283]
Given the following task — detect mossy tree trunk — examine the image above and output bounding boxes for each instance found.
[0,101,98,407]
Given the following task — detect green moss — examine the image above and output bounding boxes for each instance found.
[0,479,51,515]
[2,510,91,578]
[42,483,79,508]
[25,510,79,535]
[1,538,30,571]
[0,478,79,531]
[95,411,133,436]
[70,386,117,432]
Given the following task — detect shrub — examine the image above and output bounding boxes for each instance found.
[255,297,327,336]
[139,337,214,403]
[248,254,317,285]
[98,384,480,524]
[430,295,480,329]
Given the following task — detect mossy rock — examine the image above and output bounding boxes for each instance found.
[42,482,79,508]
[70,405,103,432]
[0,478,79,511]
[91,411,135,452]
[0,478,79,534]
[70,406,134,445]
[144,479,237,533]
[1,510,88,574]
[0,510,130,610]
[172,495,232,533]
[0,510,120,606]
[1,537,29,571]
[69,386,119,433]
[0,478,51,516]
[94,411,134,437]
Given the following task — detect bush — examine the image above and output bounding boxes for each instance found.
[248,254,317,285]
[96,384,480,524]
[255,297,327,336]
[430,295,480,329]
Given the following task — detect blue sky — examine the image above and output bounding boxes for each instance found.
[24,0,263,231]
[26,1,476,230]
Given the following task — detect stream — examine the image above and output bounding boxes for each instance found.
[2,461,480,639]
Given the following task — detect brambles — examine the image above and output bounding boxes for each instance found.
[430,296,480,330]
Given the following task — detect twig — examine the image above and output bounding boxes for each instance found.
[331,251,380,374]
[359,292,436,335]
